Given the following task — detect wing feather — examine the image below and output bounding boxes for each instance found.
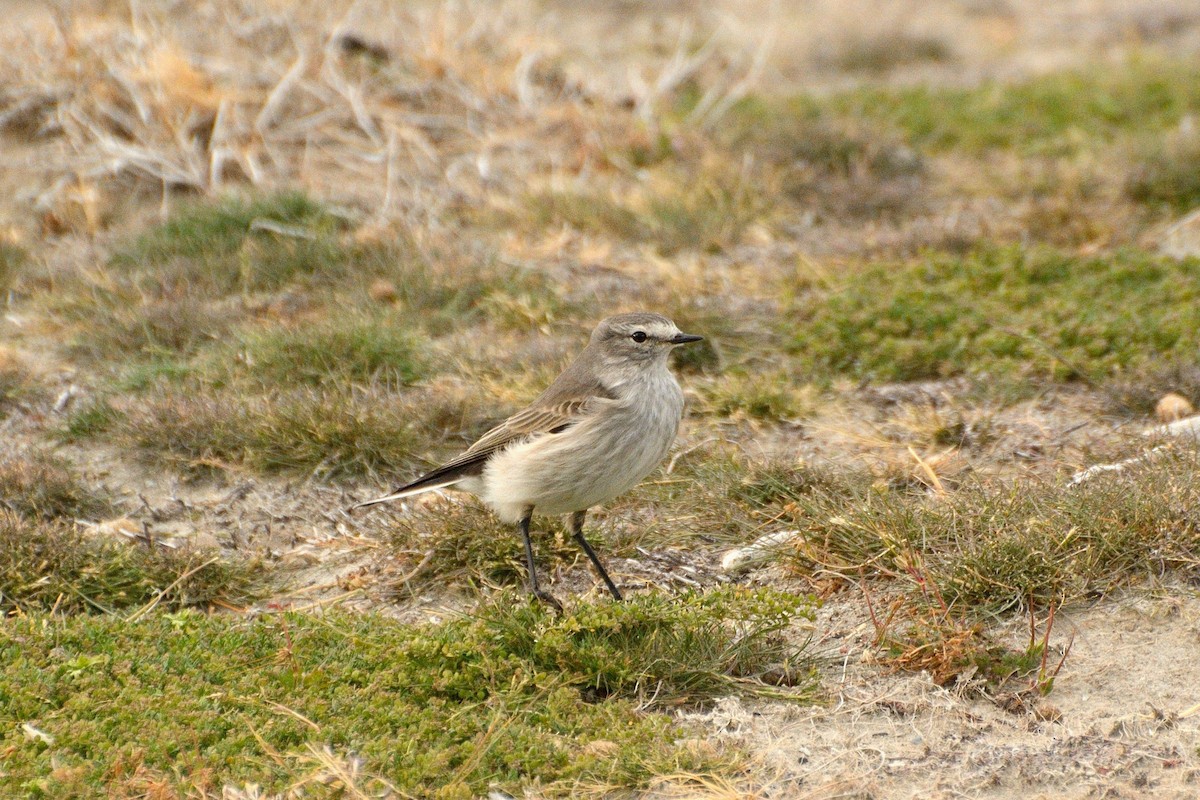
[351,378,615,510]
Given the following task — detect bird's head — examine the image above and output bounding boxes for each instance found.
[590,312,703,365]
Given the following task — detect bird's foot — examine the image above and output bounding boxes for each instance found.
[531,588,564,614]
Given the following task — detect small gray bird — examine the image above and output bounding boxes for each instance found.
[351,312,703,605]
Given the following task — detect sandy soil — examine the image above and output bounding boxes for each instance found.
[671,588,1200,799]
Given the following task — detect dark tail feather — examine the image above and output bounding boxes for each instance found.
[347,457,486,512]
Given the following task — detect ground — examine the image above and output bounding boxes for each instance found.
[2,0,1200,798]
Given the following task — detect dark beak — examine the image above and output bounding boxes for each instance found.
[669,333,704,345]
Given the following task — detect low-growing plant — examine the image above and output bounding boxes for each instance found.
[777,450,1200,609]
[111,387,432,478]
[112,191,344,271]
[1102,360,1200,417]
[0,512,259,614]
[0,588,815,797]
[788,245,1200,382]
[833,58,1200,155]
[1126,131,1200,211]
[863,560,1067,695]
[217,315,428,388]
[519,165,769,255]
[59,397,124,441]
[382,499,580,592]
[697,370,818,421]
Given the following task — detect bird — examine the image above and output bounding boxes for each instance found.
[350,312,703,606]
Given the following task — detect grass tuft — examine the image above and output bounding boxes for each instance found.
[111,388,430,479]
[59,397,124,441]
[1102,360,1200,417]
[114,192,342,267]
[520,165,769,255]
[0,449,112,520]
[0,513,259,614]
[1126,131,1200,211]
[697,370,818,421]
[217,315,428,388]
[777,450,1200,610]
[384,500,581,591]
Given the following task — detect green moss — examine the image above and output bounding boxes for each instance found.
[0,588,815,797]
[832,58,1200,155]
[788,246,1200,382]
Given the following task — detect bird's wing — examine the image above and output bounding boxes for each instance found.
[463,397,592,456]
[350,381,615,510]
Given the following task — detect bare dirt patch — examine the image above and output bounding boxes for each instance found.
[680,588,1200,799]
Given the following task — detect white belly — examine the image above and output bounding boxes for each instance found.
[479,369,684,522]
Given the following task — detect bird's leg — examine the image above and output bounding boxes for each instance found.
[519,509,562,611]
[569,510,623,601]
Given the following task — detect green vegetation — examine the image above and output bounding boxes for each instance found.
[827,59,1200,155]
[771,450,1200,610]
[0,588,815,798]
[59,398,123,441]
[521,164,768,255]
[5,11,1200,797]
[108,387,434,478]
[789,246,1200,382]
[0,514,259,615]
[1126,132,1200,211]
[214,315,429,388]
[42,193,581,477]
[111,192,348,285]
[697,369,817,421]
[384,500,583,591]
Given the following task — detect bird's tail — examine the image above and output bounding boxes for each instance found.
[348,478,461,511]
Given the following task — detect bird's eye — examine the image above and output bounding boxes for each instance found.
[631,331,647,343]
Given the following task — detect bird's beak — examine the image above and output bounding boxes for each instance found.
[669,333,704,345]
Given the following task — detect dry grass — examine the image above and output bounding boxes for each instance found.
[0,448,112,521]
[0,347,39,417]
[771,448,1200,610]
[0,512,260,614]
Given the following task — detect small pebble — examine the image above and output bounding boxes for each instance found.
[1156,392,1194,423]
